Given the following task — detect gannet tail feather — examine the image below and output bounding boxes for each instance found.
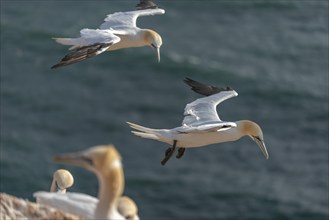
[131,131,159,140]
[53,38,77,46]
[127,122,173,144]
[127,122,163,141]
[127,122,158,134]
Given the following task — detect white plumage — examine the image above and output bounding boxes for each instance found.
[52,9,165,68]
[34,145,139,220]
[34,192,97,219]
[128,78,269,165]
[99,9,164,30]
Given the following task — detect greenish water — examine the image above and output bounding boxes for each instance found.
[1,1,328,219]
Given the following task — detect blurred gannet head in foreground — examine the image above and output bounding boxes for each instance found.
[54,145,122,175]
[50,169,74,193]
[53,145,138,220]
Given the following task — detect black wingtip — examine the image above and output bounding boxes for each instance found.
[184,77,193,81]
[184,77,202,87]
[136,0,159,10]
[184,77,193,84]
[51,64,60,69]
[50,42,112,69]
[51,62,67,69]
[183,77,234,96]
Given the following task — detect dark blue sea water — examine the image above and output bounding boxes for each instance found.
[1,1,328,219]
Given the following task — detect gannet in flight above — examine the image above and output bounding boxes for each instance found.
[49,169,74,193]
[128,78,269,165]
[34,145,139,220]
[51,8,165,69]
[136,0,159,10]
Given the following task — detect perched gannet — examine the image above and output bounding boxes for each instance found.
[49,169,74,193]
[128,78,269,165]
[34,169,74,207]
[51,8,165,68]
[33,193,139,220]
[136,0,159,10]
[34,145,139,220]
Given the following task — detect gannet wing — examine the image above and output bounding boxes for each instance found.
[34,191,97,218]
[136,0,159,10]
[99,8,165,30]
[51,29,120,68]
[54,28,121,48]
[176,121,237,133]
[182,89,238,127]
[184,78,233,96]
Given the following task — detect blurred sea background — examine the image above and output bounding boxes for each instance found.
[1,0,328,219]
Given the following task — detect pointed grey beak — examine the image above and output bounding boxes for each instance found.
[156,47,160,62]
[53,152,93,169]
[55,181,61,192]
[254,138,269,159]
[51,181,64,193]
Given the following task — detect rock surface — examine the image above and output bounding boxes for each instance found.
[0,193,82,220]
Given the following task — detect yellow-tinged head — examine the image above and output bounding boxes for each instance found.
[144,29,162,62]
[238,120,269,159]
[53,144,122,177]
[50,169,74,193]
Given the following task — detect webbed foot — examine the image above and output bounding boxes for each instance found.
[161,140,177,166]
[176,148,186,159]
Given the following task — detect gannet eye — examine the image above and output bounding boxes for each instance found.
[252,136,262,142]
[150,43,156,49]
